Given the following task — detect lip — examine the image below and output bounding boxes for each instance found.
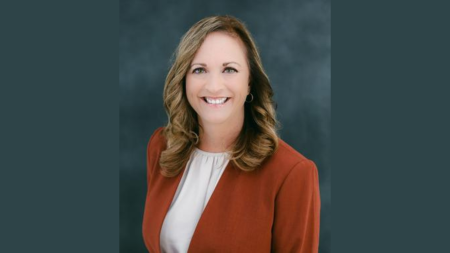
[203,97,227,99]
[200,97,231,108]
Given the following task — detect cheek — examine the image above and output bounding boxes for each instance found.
[232,76,250,101]
[185,78,199,103]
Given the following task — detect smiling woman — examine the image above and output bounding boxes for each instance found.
[160,15,279,176]
[142,15,321,253]
[185,31,250,151]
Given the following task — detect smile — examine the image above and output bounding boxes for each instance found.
[202,97,230,105]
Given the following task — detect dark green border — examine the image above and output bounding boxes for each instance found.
[333,0,449,252]
[0,1,118,252]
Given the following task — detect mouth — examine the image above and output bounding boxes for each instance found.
[201,97,231,105]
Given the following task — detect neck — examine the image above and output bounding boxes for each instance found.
[197,118,244,153]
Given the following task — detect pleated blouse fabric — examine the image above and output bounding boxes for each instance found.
[159,148,230,253]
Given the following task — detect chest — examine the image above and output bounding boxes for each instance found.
[143,164,277,253]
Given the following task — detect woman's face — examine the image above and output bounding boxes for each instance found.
[186,31,250,127]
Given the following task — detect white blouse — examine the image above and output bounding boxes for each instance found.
[160,148,230,253]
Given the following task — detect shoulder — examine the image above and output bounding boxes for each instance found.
[277,138,310,162]
[147,126,167,157]
[260,138,318,184]
[267,138,315,169]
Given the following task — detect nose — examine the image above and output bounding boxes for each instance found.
[205,71,225,94]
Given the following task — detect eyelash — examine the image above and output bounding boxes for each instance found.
[192,67,238,74]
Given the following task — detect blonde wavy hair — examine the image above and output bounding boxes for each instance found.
[160,15,279,177]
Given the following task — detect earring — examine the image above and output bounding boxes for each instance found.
[245,93,254,103]
[191,131,199,144]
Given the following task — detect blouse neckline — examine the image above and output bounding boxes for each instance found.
[194,147,229,157]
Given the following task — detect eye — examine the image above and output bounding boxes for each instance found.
[224,67,238,74]
[192,68,206,74]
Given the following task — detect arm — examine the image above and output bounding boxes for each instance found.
[146,127,164,186]
[271,159,321,253]
[142,127,164,251]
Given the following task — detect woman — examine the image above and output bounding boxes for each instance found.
[143,15,320,253]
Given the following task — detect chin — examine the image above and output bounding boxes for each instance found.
[199,115,230,125]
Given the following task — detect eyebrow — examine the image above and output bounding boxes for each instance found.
[190,62,241,67]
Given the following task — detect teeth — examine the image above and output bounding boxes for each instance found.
[205,97,228,104]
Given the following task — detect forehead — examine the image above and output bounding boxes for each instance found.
[192,31,247,64]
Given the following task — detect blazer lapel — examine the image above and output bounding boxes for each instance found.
[187,162,240,252]
[147,162,186,253]
[152,160,238,253]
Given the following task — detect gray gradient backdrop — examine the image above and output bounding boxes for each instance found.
[120,0,330,252]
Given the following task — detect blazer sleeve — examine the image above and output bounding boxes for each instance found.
[146,127,164,185]
[271,159,321,253]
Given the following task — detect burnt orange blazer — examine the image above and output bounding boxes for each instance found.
[143,127,321,253]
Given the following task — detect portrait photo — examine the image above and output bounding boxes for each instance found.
[120,0,330,252]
